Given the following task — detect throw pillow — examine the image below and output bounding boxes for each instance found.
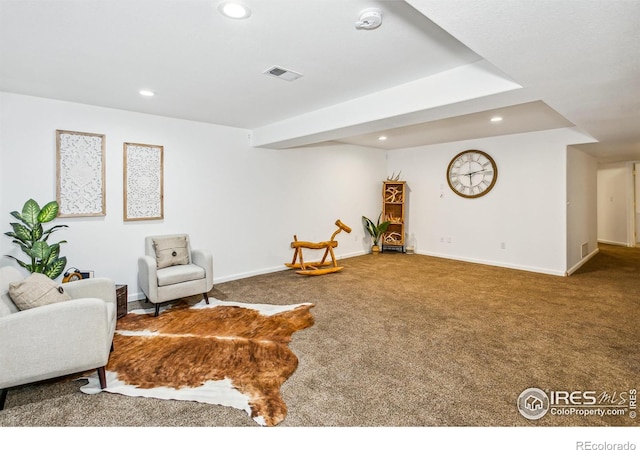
[153,236,190,269]
[9,273,72,311]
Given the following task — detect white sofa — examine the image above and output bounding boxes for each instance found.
[0,266,117,410]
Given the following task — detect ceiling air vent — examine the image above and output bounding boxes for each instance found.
[263,66,303,82]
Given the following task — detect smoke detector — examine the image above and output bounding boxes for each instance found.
[355,8,382,30]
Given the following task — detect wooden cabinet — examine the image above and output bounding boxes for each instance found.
[382,180,406,252]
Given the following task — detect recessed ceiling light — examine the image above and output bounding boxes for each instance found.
[139,90,155,97]
[490,116,503,122]
[378,136,388,141]
[218,1,251,19]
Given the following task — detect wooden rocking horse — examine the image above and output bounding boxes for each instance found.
[285,219,352,275]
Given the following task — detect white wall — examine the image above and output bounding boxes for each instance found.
[0,92,600,298]
[0,93,386,299]
[566,146,598,274]
[387,128,595,275]
[597,162,631,246]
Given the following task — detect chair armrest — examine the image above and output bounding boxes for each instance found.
[0,298,113,388]
[192,249,213,291]
[138,255,158,301]
[63,277,116,305]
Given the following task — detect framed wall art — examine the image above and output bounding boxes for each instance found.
[56,130,106,217]
[123,142,164,221]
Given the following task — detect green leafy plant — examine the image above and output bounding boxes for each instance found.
[362,213,391,247]
[4,199,68,279]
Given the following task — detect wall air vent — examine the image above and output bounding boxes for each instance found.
[263,66,303,82]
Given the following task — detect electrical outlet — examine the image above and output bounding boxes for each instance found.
[447,237,452,244]
[500,242,506,250]
[440,237,445,243]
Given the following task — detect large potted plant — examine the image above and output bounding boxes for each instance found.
[4,199,68,279]
[362,213,390,254]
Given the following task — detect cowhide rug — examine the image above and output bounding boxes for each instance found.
[80,298,315,426]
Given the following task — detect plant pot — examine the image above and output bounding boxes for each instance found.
[371,245,380,254]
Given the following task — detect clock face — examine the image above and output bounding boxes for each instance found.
[447,150,498,198]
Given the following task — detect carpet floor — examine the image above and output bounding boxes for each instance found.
[1,244,638,428]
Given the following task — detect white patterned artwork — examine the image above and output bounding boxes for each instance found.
[56,130,106,217]
[123,143,164,221]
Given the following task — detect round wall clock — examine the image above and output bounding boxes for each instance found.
[446,149,498,198]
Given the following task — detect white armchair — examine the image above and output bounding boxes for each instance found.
[138,234,213,316]
[0,266,117,410]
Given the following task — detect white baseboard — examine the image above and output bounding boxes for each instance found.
[214,250,366,284]
[597,239,631,247]
[129,249,576,299]
[415,250,567,276]
[128,250,368,301]
[214,265,289,284]
[566,247,600,276]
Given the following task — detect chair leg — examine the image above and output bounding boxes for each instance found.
[0,388,7,411]
[97,367,107,389]
[203,292,209,305]
[154,303,160,317]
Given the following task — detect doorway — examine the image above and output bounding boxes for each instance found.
[635,163,640,245]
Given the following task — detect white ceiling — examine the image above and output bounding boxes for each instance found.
[1,0,639,162]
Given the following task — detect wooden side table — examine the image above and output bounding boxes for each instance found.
[116,284,128,319]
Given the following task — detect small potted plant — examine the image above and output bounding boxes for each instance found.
[4,199,68,279]
[362,213,390,254]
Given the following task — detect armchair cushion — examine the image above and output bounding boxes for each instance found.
[8,273,71,311]
[153,236,189,269]
[156,264,206,287]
